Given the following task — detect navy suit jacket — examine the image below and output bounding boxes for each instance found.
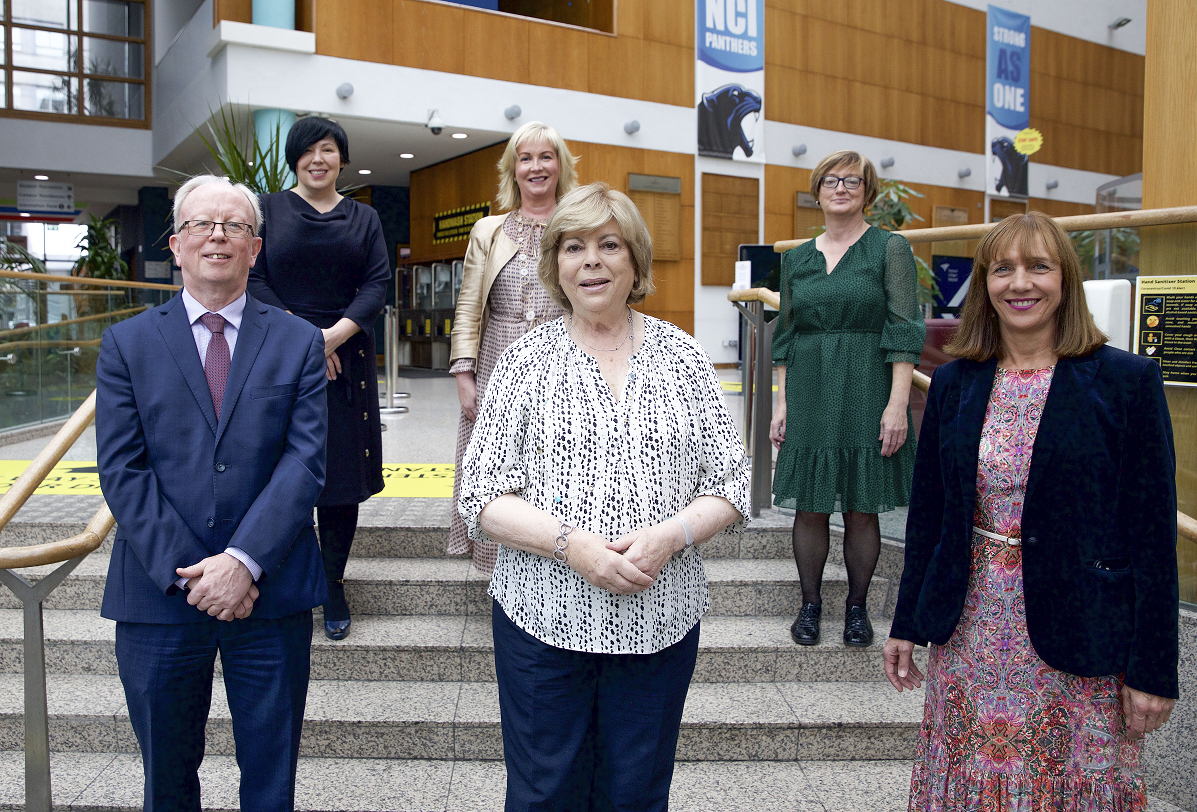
[96,292,329,623]
[891,345,1179,699]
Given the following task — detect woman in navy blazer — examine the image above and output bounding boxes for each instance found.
[884,212,1178,810]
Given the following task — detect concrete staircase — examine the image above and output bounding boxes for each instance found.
[0,516,938,811]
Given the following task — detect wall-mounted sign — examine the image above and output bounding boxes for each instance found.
[986,5,1031,198]
[433,202,491,245]
[17,181,74,212]
[932,255,973,312]
[1134,275,1197,387]
[696,0,764,162]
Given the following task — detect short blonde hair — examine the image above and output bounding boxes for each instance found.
[944,211,1107,361]
[810,150,880,208]
[496,122,579,212]
[537,182,655,313]
[173,174,263,235]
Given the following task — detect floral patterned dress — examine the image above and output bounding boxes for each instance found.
[909,366,1145,812]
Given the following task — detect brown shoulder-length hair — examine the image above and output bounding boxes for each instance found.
[809,150,880,208]
[944,211,1106,361]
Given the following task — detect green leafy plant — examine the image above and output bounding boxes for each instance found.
[72,214,129,280]
[0,237,48,275]
[195,106,291,194]
[1069,228,1140,278]
[865,179,940,307]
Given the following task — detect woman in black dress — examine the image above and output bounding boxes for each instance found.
[248,117,389,641]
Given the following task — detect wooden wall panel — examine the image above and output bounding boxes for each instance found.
[311,0,693,109]
[702,175,758,287]
[393,0,465,73]
[214,0,252,24]
[316,0,394,64]
[765,0,1143,177]
[1141,0,1197,606]
[409,140,695,333]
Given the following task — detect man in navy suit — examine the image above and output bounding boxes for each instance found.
[96,174,329,812]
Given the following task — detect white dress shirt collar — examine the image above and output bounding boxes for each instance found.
[181,287,246,331]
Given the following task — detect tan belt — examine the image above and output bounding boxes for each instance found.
[973,526,1021,546]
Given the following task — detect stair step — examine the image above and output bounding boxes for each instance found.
[0,751,936,811]
[0,555,893,620]
[0,610,925,684]
[0,674,925,762]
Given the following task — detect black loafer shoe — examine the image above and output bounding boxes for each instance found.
[324,618,351,641]
[790,602,822,646]
[843,605,874,647]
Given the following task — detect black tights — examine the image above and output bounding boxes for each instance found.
[318,504,359,621]
[791,510,880,608]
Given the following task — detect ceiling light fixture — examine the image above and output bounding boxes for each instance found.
[1109,17,1132,30]
[358,169,372,175]
[34,174,49,181]
[400,153,414,159]
[452,132,468,139]
[20,213,31,218]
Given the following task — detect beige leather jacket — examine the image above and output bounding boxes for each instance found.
[450,214,519,364]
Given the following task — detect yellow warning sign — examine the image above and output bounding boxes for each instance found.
[1013,128,1043,155]
[0,462,455,498]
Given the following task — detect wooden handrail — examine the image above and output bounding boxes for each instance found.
[0,268,179,292]
[0,306,147,339]
[0,503,112,570]
[0,390,98,532]
[1179,511,1197,546]
[0,338,102,351]
[773,204,1197,252]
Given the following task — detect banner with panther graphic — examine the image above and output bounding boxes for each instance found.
[985,5,1031,198]
[696,0,764,163]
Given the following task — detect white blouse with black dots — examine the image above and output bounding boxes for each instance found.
[459,314,752,655]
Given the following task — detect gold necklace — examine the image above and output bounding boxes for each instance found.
[569,309,634,353]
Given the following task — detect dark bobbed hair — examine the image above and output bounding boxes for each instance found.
[285,116,351,174]
[943,211,1106,361]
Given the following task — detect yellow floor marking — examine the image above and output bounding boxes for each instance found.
[720,382,777,393]
[0,462,455,498]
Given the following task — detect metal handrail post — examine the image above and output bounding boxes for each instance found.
[733,300,775,517]
[0,555,89,812]
[380,307,408,415]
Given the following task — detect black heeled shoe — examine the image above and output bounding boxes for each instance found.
[843,605,874,647]
[790,601,822,646]
[323,578,351,641]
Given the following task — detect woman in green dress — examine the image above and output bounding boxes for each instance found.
[769,150,925,648]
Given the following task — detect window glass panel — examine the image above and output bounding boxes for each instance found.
[12,0,77,30]
[83,37,143,78]
[12,28,78,73]
[13,71,79,114]
[83,0,144,38]
[0,75,6,109]
[83,78,143,119]
[1,28,6,65]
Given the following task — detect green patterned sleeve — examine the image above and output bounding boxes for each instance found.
[771,250,795,366]
[879,233,926,365]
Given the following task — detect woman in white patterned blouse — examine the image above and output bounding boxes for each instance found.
[459,182,750,812]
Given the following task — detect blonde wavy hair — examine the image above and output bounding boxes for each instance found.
[537,182,655,313]
[495,122,579,212]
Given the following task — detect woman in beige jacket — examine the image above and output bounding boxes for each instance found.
[448,122,579,571]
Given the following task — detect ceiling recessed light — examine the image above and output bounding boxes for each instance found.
[399,153,414,159]
[358,169,372,175]
[19,213,31,217]
[33,174,49,181]
[451,132,468,139]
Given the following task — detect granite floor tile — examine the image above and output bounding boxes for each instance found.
[0,750,116,806]
[295,757,455,810]
[298,680,462,724]
[681,682,796,725]
[776,681,925,725]
[670,761,826,811]
[453,680,500,725]
[445,759,508,811]
[0,672,126,716]
[801,759,914,810]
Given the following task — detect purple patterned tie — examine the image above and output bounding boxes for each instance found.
[200,312,230,419]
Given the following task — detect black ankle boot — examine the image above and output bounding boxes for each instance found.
[790,602,822,645]
[843,605,874,647]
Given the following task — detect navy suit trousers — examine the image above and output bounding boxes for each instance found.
[492,599,700,812]
[115,611,313,812]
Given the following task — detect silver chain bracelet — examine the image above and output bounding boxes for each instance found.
[553,520,574,563]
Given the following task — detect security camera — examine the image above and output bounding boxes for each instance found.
[427,109,445,136]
